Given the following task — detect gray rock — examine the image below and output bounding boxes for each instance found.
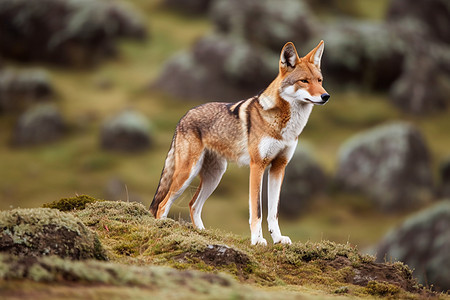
[336,123,434,212]
[0,0,146,66]
[389,54,447,114]
[101,110,152,152]
[320,21,405,90]
[210,0,316,52]
[375,201,450,292]
[387,0,450,44]
[0,69,53,113]
[279,147,327,218]
[154,34,276,101]
[13,104,65,146]
[0,207,107,260]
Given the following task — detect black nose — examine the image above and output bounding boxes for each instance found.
[321,93,330,102]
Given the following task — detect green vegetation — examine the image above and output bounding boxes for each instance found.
[1,199,438,299]
[43,194,100,211]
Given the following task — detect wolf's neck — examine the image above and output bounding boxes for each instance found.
[281,101,313,140]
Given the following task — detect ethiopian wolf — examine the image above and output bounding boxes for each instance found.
[150,41,330,245]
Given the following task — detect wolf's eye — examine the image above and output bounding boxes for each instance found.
[318,78,322,82]
[300,79,308,84]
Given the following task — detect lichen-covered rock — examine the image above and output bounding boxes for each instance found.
[0,207,107,260]
[154,34,276,101]
[439,158,450,198]
[375,201,450,292]
[336,123,434,211]
[387,0,450,44]
[163,0,213,14]
[279,147,327,218]
[0,0,146,66]
[389,54,447,114]
[320,21,405,90]
[0,69,53,113]
[100,110,152,152]
[210,0,316,52]
[13,104,66,146]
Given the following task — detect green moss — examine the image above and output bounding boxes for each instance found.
[278,240,370,267]
[42,195,100,211]
[28,264,53,282]
[365,280,401,296]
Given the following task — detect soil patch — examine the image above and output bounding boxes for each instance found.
[327,256,432,295]
[175,244,252,277]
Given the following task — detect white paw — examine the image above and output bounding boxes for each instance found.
[193,217,205,230]
[273,236,292,245]
[251,237,268,246]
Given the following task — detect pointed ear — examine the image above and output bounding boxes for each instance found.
[280,42,300,73]
[305,40,324,69]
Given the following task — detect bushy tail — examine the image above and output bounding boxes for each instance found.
[150,135,176,217]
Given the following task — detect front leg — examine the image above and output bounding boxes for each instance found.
[249,162,267,245]
[267,156,292,245]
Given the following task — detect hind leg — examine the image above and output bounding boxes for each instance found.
[189,152,227,229]
[156,149,205,219]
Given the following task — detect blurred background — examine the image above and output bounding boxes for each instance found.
[0,0,449,291]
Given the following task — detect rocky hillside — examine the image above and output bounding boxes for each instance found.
[0,196,442,299]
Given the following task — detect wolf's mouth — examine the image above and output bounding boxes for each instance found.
[304,98,326,105]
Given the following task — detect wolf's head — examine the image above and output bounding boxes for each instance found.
[276,41,330,106]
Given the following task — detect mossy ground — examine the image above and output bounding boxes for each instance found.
[1,199,446,299]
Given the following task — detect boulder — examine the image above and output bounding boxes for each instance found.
[320,21,405,90]
[210,0,316,52]
[101,110,152,152]
[0,0,146,66]
[0,207,107,260]
[336,123,434,212]
[0,69,53,113]
[389,54,447,114]
[387,0,450,44]
[154,34,276,101]
[279,147,327,218]
[13,104,66,146]
[375,201,450,292]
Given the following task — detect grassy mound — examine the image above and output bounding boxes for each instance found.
[73,201,427,297]
[0,199,438,299]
